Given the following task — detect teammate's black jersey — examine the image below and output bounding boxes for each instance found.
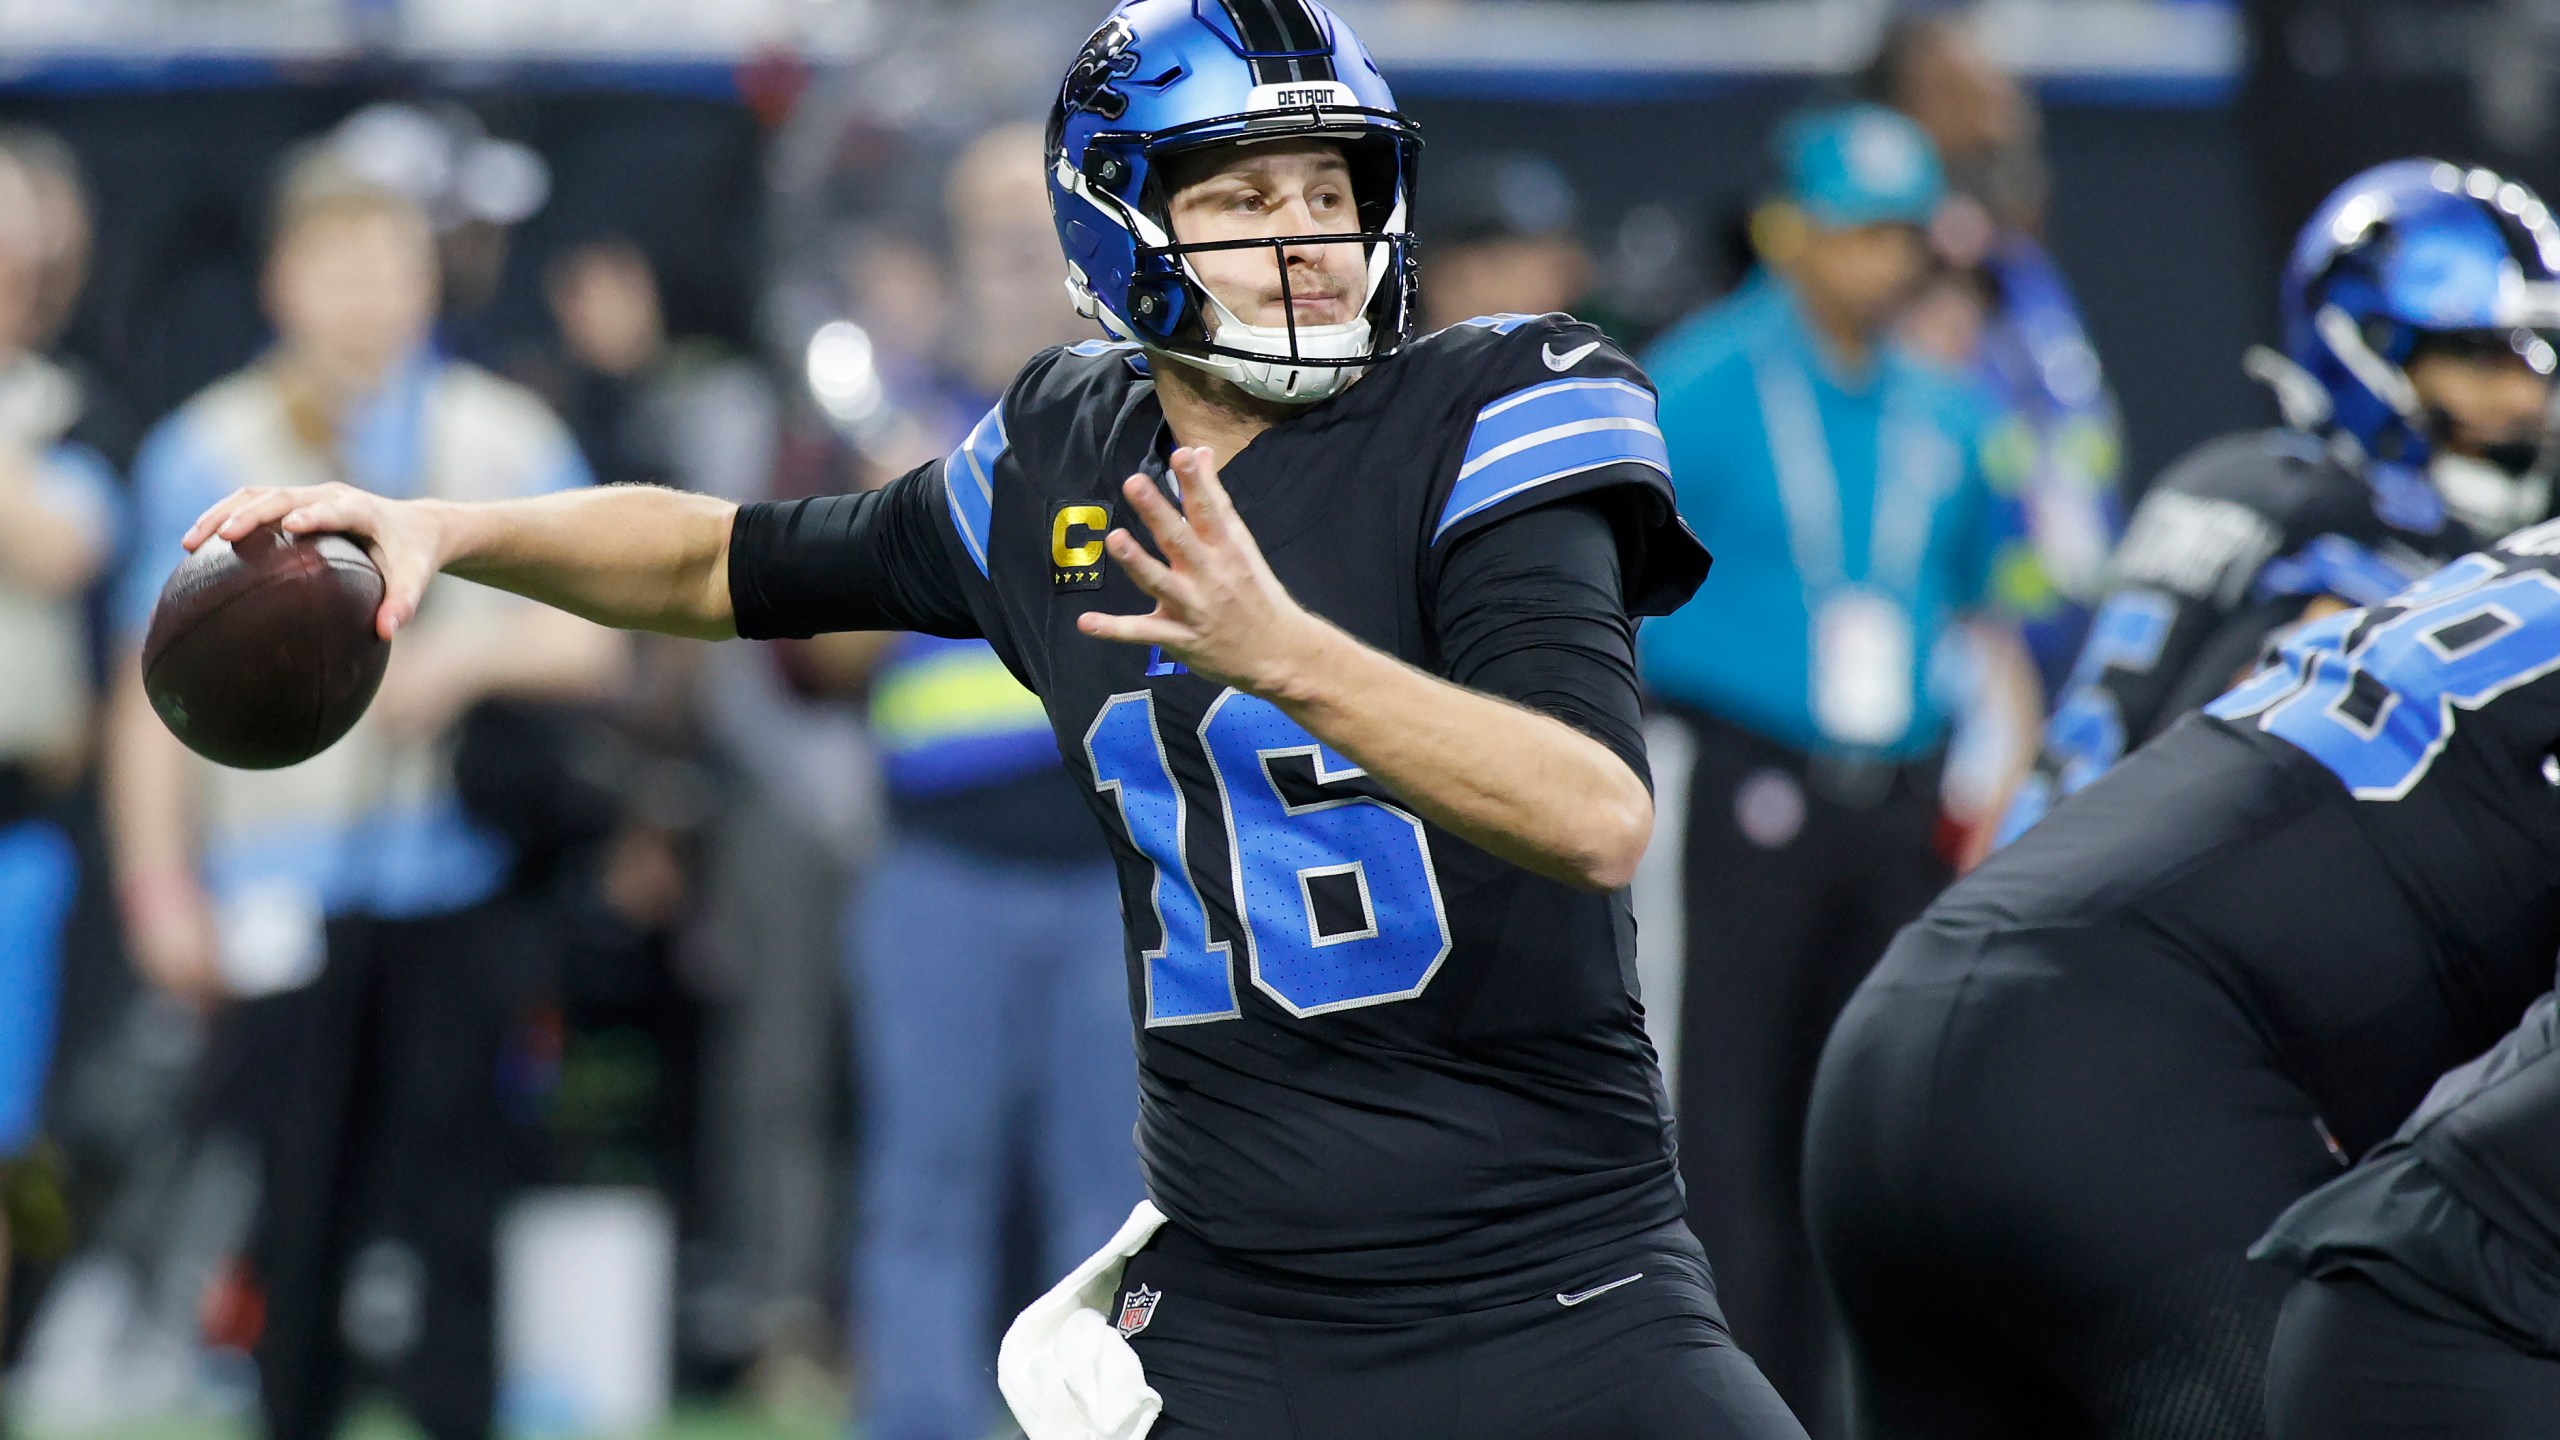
[2003,428,2477,840]
[1940,521,2560,1153]
[726,314,1709,1283]
[2256,981,2560,1350]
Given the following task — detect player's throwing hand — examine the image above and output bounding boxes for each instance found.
[184,482,444,641]
[1079,445,1336,699]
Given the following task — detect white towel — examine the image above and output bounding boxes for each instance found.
[997,1199,1169,1440]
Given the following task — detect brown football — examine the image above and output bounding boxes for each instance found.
[141,526,391,770]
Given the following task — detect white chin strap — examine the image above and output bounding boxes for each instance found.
[1167,305,1373,404]
[2433,452,2551,537]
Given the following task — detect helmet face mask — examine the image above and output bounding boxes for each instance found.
[2406,327,2560,533]
[2283,160,2560,528]
[1047,0,1423,405]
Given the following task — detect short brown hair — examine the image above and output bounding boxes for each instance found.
[266,146,432,259]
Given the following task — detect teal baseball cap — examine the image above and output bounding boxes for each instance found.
[1773,103,1944,229]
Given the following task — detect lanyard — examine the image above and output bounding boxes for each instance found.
[1749,343,1938,599]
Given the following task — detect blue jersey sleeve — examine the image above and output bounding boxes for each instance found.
[1434,375,1670,543]
[1427,317,1706,618]
[941,400,1005,579]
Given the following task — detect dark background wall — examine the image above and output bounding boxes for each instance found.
[0,81,763,458]
[1407,85,2269,489]
[2239,0,2549,295]
[0,4,2529,494]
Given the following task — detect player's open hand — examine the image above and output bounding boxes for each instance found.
[1079,446,1336,698]
[183,482,444,640]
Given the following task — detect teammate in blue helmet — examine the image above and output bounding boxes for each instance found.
[166,3,1809,1437]
[1997,159,2560,846]
[1808,514,2560,1438]
[2281,159,2560,535]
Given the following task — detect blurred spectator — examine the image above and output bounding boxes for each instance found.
[946,128,1094,407]
[11,127,90,348]
[1420,153,1595,333]
[678,650,868,1388]
[1864,12,2127,695]
[324,103,553,368]
[526,232,863,1380]
[0,132,122,1320]
[805,121,1138,1440]
[0,124,140,470]
[546,240,678,485]
[1634,102,2037,1433]
[539,237,780,503]
[101,153,622,1440]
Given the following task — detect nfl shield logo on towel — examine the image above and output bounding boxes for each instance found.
[1115,1285,1160,1337]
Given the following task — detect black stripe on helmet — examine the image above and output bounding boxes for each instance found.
[1220,0,1339,87]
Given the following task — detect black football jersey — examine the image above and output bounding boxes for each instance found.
[2254,980,2560,1347]
[2405,981,2560,1279]
[2002,428,2477,841]
[729,313,1709,1283]
[1941,521,2560,1155]
[2205,520,2560,966]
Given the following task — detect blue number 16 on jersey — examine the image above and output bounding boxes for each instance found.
[1086,689,1454,1027]
[2208,554,2560,799]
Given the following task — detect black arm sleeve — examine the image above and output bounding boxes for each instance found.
[727,459,982,641]
[1433,495,1652,791]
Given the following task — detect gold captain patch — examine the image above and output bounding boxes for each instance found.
[1052,502,1111,591]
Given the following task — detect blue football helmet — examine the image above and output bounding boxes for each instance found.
[2280,159,2560,529]
[1045,0,1421,404]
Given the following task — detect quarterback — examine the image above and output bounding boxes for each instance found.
[179,3,1802,1437]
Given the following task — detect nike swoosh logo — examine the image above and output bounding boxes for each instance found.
[1555,1272,1644,1307]
[1542,340,1602,372]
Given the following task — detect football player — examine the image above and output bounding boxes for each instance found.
[1804,518,2560,1438]
[173,3,1806,1437]
[1996,160,2560,846]
[2257,969,2560,1438]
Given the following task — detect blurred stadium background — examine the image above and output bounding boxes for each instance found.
[0,1,2545,1438]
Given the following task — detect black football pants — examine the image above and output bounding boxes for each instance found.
[210,903,540,1440]
[1121,1220,1808,1440]
[2266,1273,2560,1438]
[1659,706,1951,1434]
[1803,923,2339,1440]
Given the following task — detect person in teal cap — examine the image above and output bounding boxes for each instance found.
[1634,100,2039,1431]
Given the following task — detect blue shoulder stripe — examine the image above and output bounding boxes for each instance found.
[2252,534,2424,608]
[942,403,1005,577]
[1435,377,1667,542]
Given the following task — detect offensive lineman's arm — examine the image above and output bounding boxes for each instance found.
[1082,446,1653,893]
[185,482,742,639]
